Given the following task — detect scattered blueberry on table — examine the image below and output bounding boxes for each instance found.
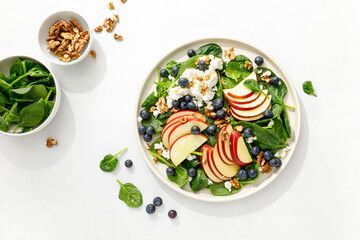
[146,204,156,214]
[124,159,133,168]
[168,209,177,219]
[153,197,163,207]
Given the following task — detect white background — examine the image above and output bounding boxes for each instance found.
[1,0,359,239]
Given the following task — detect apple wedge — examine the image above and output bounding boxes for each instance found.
[229,131,253,167]
[166,110,206,123]
[168,119,208,148]
[228,90,269,110]
[170,133,208,166]
[225,86,263,105]
[222,72,258,99]
[216,124,234,165]
[230,95,271,118]
[200,145,223,183]
[230,108,264,121]
[207,148,231,181]
[161,115,197,140]
[211,147,240,178]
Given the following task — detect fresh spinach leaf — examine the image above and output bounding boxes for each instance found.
[302,81,317,97]
[100,147,128,172]
[167,166,189,187]
[155,77,173,98]
[272,118,288,144]
[0,92,11,105]
[190,168,208,192]
[20,60,36,75]
[175,55,199,81]
[196,43,222,58]
[166,61,181,72]
[10,85,48,101]
[225,55,253,81]
[141,91,158,110]
[0,79,12,92]
[243,79,268,98]
[4,103,19,123]
[210,182,242,196]
[221,76,238,89]
[10,58,22,76]
[181,158,201,169]
[18,100,45,127]
[117,180,143,208]
[0,72,5,80]
[215,71,223,99]
[0,117,8,132]
[142,114,166,133]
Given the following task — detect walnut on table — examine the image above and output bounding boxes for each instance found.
[46,137,58,148]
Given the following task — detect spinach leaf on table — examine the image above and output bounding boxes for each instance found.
[302,81,317,97]
[18,100,45,127]
[141,91,158,110]
[116,180,143,208]
[167,166,189,188]
[225,55,253,82]
[190,168,208,192]
[100,147,128,172]
[196,43,223,58]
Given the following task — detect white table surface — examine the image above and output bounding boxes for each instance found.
[1,0,359,239]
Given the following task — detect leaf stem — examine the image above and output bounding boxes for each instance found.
[10,73,28,87]
[0,106,9,112]
[312,93,317,97]
[44,90,53,102]
[191,151,203,156]
[116,179,123,187]
[114,147,128,158]
[262,126,272,129]
[149,151,174,167]
[284,104,295,110]
[13,125,20,133]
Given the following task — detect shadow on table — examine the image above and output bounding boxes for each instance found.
[154,99,309,217]
[50,39,106,93]
[0,91,75,169]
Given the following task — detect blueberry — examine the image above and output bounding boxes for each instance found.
[271,76,280,85]
[187,102,196,110]
[143,134,152,142]
[187,49,196,58]
[171,67,179,76]
[153,197,163,207]
[138,125,147,134]
[198,60,207,71]
[178,78,189,88]
[160,69,169,78]
[263,151,273,161]
[254,56,264,66]
[243,128,253,138]
[191,126,200,135]
[213,98,224,111]
[275,158,282,167]
[146,126,155,135]
[166,166,175,176]
[172,100,180,108]
[179,101,188,110]
[140,109,150,120]
[146,204,156,214]
[269,158,278,167]
[216,109,226,119]
[263,109,273,118]
[184,94,192,102]
[168,209,177,219]
[207,125,217,135]
[125,159,133,168]
[237,169,248,180]
[248,168,257,178]
[251,146,260,156]
[188,168,197,177]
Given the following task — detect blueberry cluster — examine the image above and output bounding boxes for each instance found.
[167,166,197,178]
[145,196,177,219]
[173,94,196,111]
[139,109,155,142]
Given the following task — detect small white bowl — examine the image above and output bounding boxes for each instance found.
[38,10,94,66]
[0,56,61,136]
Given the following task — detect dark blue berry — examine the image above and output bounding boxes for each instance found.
[198,60,207,71]
[271,76,280,85]
[213,98,224,111]
[160,69,169,78]
[171,67,179,76]
[269,158,279,167]
[166,166,175,176]
[263,151,272,161]
[254,56,264,66]
[143,134,152,142]
[238,169,248,180]
[206,125,217,135]
[248,168,257,178]
[191,126,200,135]
[187,102,196,110]
[276,158,282,167]
[168,209,177,219]
[188,168,197,177]
[263,109,273,118]
[216,109,226,119]
[243,128,253,138]
[153,197,163,207]
[146,126,155,135]
[138,125,147,134]
[184,94,192,102]
[179,101,188,110]
[140,109,150,120]
[125,159,133,168]
[187,49,196,58]
[178,78,189,88]
[172,100,180,108]
[251,146,260,156]
[146,204,156,214]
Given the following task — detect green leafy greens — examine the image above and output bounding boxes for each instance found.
[117,180,143,208]
[100,147,128,172]
[302,81,317,97]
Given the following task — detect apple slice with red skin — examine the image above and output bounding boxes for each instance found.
[216,124,234,165]
[207,148,230,181]
[170,133,208,166]
[161,115,197,139]
[211,146,240,178]
[230,108,264,121]
[200,145,223,183]
[168,119,208,148]
[230,95,272,118]
[225,86,263,105]
[222,72,259,99]
[166,110,206,123]
[229,131,253,167]
[228,90,269,110]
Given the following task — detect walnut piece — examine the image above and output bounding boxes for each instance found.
[234,125,244,132]
[90,50,96,59]
[114,33,123,40]
[157,149,163,156]
[153,157,158,164]
[204,56,210,65]
[102,14,119,32]
[69,18,82,31]
[145,143,150,150]
[149,106,157,113]
[244,61,253,70]
[256,151,271,173]
[121,0,127,2]
[94,25,103,32]
[220,131,229,141]
[157,96,168,113]
[171,107,180,113]
[229,47,234,51]
[46,137,58,148]
[195,58,200,66]
[204,108,216,118]
[230,178,240,189]
[179,116,188,124]
[108,1,115,10]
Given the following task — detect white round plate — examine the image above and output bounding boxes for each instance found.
[135,38,301,202]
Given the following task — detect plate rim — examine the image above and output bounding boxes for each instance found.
[134,37,301,202]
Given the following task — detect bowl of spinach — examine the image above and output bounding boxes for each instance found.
[0,56,61,136]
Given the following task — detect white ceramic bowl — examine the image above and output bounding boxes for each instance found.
[135,38,301,202]
[0,56,61,136]
[38,10,93,66]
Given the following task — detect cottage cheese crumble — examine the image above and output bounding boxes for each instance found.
[154,142,170,159]
[224,181,232,192]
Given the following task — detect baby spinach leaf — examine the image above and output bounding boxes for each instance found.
[225,55,253,81]
[243,162,260,181]
[141,91,158,110]
[272,118,288,144]
[0,79,12,92]
[142,114,166,133]
[181,158,201,169]
[117,180,143,208]
[215,71,223,99]
[166,61,181,72]
[0,92,11,105]
[175,55,199,81]
[167,166,189,188]
[0,117,8,132]
[243,79,269,99]
[210,182,242,196]
[18,100,45,127]
[20,60,36,75]
[155,77,173,98]
[10,85,48,101]
[4,103,19,123]
[221,76,238,89]
[225,62,241,81]
[10,58,22,76]
[0,72,5,80]
[302,81,317,97]
[100,147,128,172]
[190,168,208,192]
[196,43,222,58]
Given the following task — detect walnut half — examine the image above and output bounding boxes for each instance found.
[46,137,58,148]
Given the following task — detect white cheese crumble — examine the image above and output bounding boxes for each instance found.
[224,181,232,192]
[263,71,271,77]
[246,136,257,144]
[154,142,170,159]
[268,119,274,127]
[138,117,143,123]
[152,100,163,118]
[275,142,293,159]
[208,179,213,185]
[187,154,196,161]
[168,75,175,81]
[222,53,231,64]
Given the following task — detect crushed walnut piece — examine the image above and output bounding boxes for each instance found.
[195,58,200,66]
[214,119,226,129]
[89,50,96,59]
[94,25,103,32]
[204,73,211,81]
[220,131,229,141]
[153,157,158,164]
[157,149,163,156]
[102,14,119,32]
[224,50,236,61]
[204,56,210,65]
[46,137,58,148]
[157,96,168,113]
[260,71,272,83]
[108,1,115,10]
[204,108,216,118]
[256,151,272,173]
[121,0,127,2]
[149,106,157,113]
[145,143,150,150]
[114,33,123,40]
[234,125,244,132]
[229,47,234,51]
[230,178,240,189]
[201,82,208,95]
[171,107,180,113]
[244,61,253,70]
[262,162,271,173]
[179,116,188,124]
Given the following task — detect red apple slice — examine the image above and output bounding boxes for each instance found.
[161,115,197,139]
[216,124,234,165]
[229,90,269,111]
[229,131,253,167]
[170,133,208,166]
[211,147,240,178]
[230,108,264,121]
[225,86,263,105]
[207,148,230,181]
[168,119,208,148]
[166,110,206,123]
[200,145,223,183]
[222,72,258,99]
[230,95,272,118]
